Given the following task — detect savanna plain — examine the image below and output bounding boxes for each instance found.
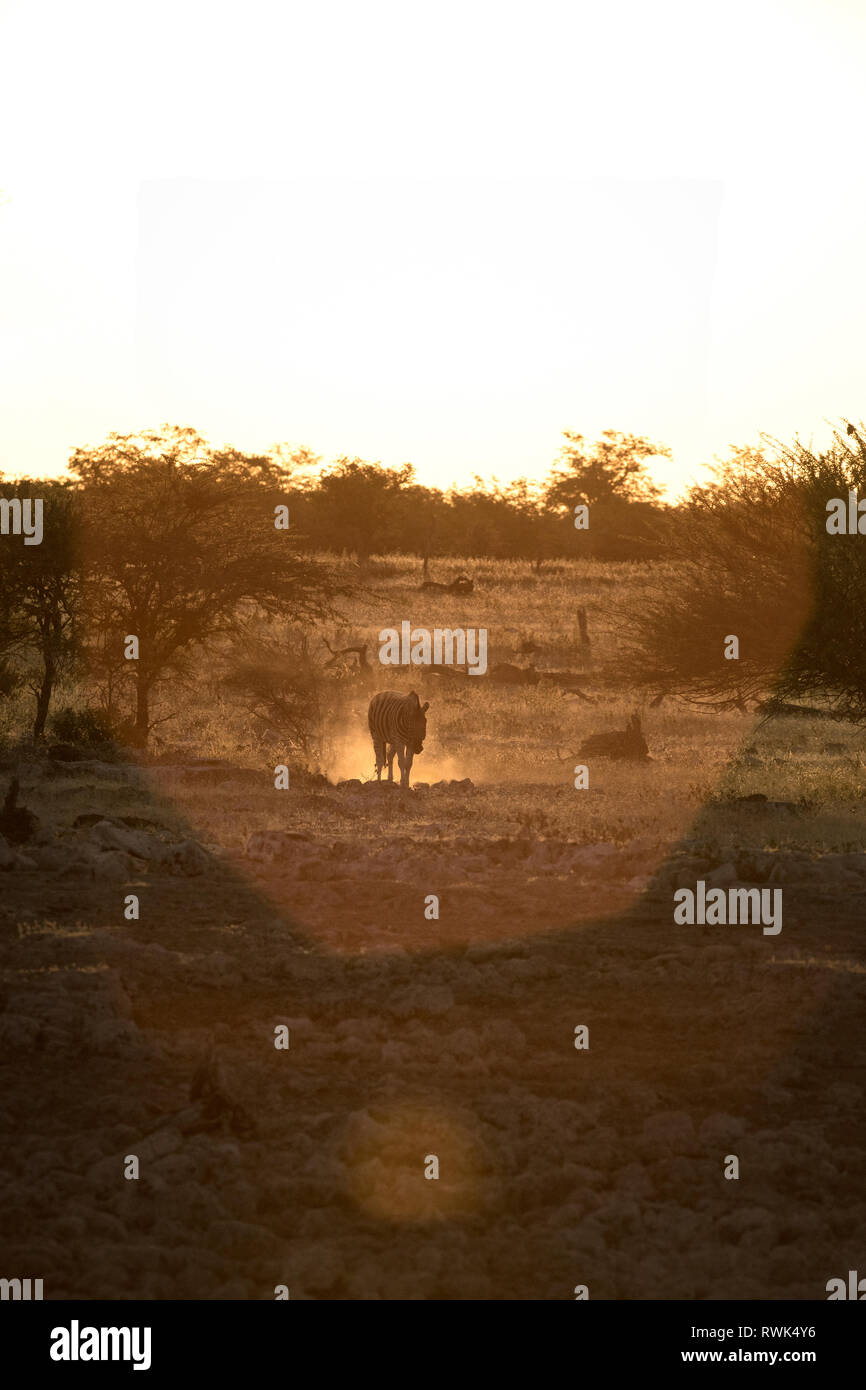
[2,555,864,1299]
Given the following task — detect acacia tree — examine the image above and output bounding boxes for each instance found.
[70,426,341,745]
[442,478,505,557]
[442,477,554,565]
[304,457,415,566]
[543,430,669,560]
[396,481,449,571]
[499,478,553,569]
[0,479,80,738]
[544,429,668,508]
[615,429,866,718]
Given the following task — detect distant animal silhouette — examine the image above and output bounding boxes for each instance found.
[537,669,593,700]
[578,711,649,761]
[368,690,430,787]
[419,572,474,595]
[0,777,39,843]
[489,663,539,686]
[322,638,373,683]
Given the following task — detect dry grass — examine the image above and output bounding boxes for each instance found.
[5,552,866,859]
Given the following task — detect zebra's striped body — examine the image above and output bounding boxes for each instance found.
[368,690,430,787]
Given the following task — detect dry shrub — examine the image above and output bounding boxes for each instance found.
[222,629,324,754]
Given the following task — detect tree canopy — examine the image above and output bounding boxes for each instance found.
[617,425,866,720]
[69,427,340,742]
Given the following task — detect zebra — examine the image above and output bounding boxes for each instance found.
[367,690,430,787]
[577,710,649,761]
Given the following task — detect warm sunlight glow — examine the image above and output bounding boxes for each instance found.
[2,0,866,492]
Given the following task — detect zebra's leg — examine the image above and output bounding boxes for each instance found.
[372,735,386,780]
[400,749,414,787]
[386,743,397,782]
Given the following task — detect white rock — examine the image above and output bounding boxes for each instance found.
[90,820,159,859]
[245,829,312,861]
[90,849,133,879]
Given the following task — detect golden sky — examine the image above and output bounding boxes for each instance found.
[2,0,865,497]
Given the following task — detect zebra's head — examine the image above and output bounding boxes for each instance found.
[406,691,430,753]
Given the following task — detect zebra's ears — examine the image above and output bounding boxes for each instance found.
[421,701,430,713]
[407,690,419,705]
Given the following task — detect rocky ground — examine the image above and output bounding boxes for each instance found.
[1,752,864,1300]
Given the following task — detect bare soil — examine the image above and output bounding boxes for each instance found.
[1,754,864,1300]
